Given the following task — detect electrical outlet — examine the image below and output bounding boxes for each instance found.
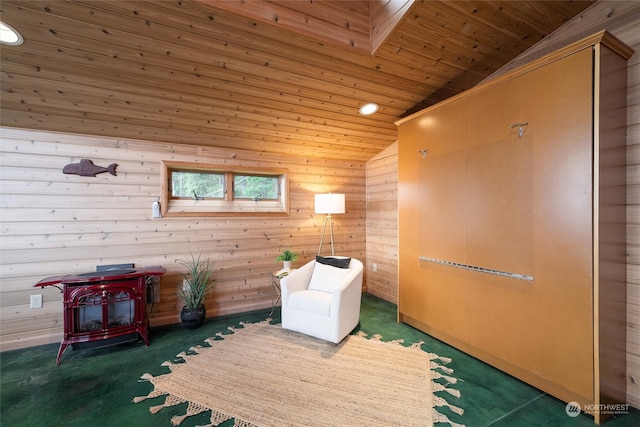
[372,263,378,272]
[30,294,43,309]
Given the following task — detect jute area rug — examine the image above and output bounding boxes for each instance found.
[134,321,465,427]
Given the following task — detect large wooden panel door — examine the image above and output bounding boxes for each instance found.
[397,33,632,416]
[463,47,595,401]
[398,100,467,336]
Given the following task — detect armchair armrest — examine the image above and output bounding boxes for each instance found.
[281,260,315,303]
[329,262,363,309]
[329,267,362,295]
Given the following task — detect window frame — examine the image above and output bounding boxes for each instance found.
[161,161,289,217]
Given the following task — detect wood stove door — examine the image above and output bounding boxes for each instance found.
[67,279,143,340]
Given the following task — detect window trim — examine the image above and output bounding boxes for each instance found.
[161,161,289,217]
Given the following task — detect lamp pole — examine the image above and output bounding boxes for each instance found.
[318,213,336,256]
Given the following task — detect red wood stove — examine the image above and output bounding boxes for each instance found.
[35,266,165,364]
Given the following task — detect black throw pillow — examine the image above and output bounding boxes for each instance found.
[315,255,351,269]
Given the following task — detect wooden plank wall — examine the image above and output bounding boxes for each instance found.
[365,141,398,303]
[612,11,640,413]
[0,127,366,351]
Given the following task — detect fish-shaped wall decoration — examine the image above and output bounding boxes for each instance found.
[63,159,117,177]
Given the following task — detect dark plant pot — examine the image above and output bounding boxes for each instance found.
[180,304,206,329]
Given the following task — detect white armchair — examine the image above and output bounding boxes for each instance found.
[280,256,363,343]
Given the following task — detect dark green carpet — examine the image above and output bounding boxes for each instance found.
[1,294,638,426]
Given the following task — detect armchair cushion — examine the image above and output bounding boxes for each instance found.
[315,255,351,269]
[307,262,352,293]
[288,290,331,316]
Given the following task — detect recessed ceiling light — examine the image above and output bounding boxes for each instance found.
[0,22,24,46]
[359,103,379,116]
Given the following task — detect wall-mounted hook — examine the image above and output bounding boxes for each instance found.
[418,149,429,158]
[510,122,529,138]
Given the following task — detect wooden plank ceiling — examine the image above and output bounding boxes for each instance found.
[0,0,595,161]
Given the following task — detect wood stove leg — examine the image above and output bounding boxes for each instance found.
[56,342,69,365]
[139,326,150,346]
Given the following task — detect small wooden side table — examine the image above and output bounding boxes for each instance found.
[271,270,295,315]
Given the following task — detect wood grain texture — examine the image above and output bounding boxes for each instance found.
[0,127,365,350]
[0,0,592,162]
[365,142,398,303]
[491,0,640,411]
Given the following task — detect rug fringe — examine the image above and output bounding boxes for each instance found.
[432,381,462,398]
[207,408,234,426]
[191,345,205,353]
[433,370,458,385]
[150,394,186,414]
[433,409,466,427]
[233,419,259,427]
[431,360,455,375]
[162,360,179,371]
[427,346,465,426]
[434,395,465,416]
[132,386,165,403]
[139,373,154,381]
[433,354,453,364]
[170,401,210,426]
[410,340,424,349]
[205,336,222,345]
[132,371,171,403]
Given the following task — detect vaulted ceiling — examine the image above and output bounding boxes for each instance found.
[0,0,595,161]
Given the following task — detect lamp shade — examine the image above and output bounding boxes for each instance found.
[314,193,345,214]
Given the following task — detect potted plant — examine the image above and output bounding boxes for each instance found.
[176,252,215,329]
[276,248,298,270]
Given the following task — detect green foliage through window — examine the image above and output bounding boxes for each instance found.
[171,171,224,199]
[234,175,279,200]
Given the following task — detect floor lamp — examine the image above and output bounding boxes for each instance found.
[315,193,345,256]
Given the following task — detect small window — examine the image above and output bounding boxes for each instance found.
[161,161,289,217]
[233,174,279,200]
[171,171,225,199]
